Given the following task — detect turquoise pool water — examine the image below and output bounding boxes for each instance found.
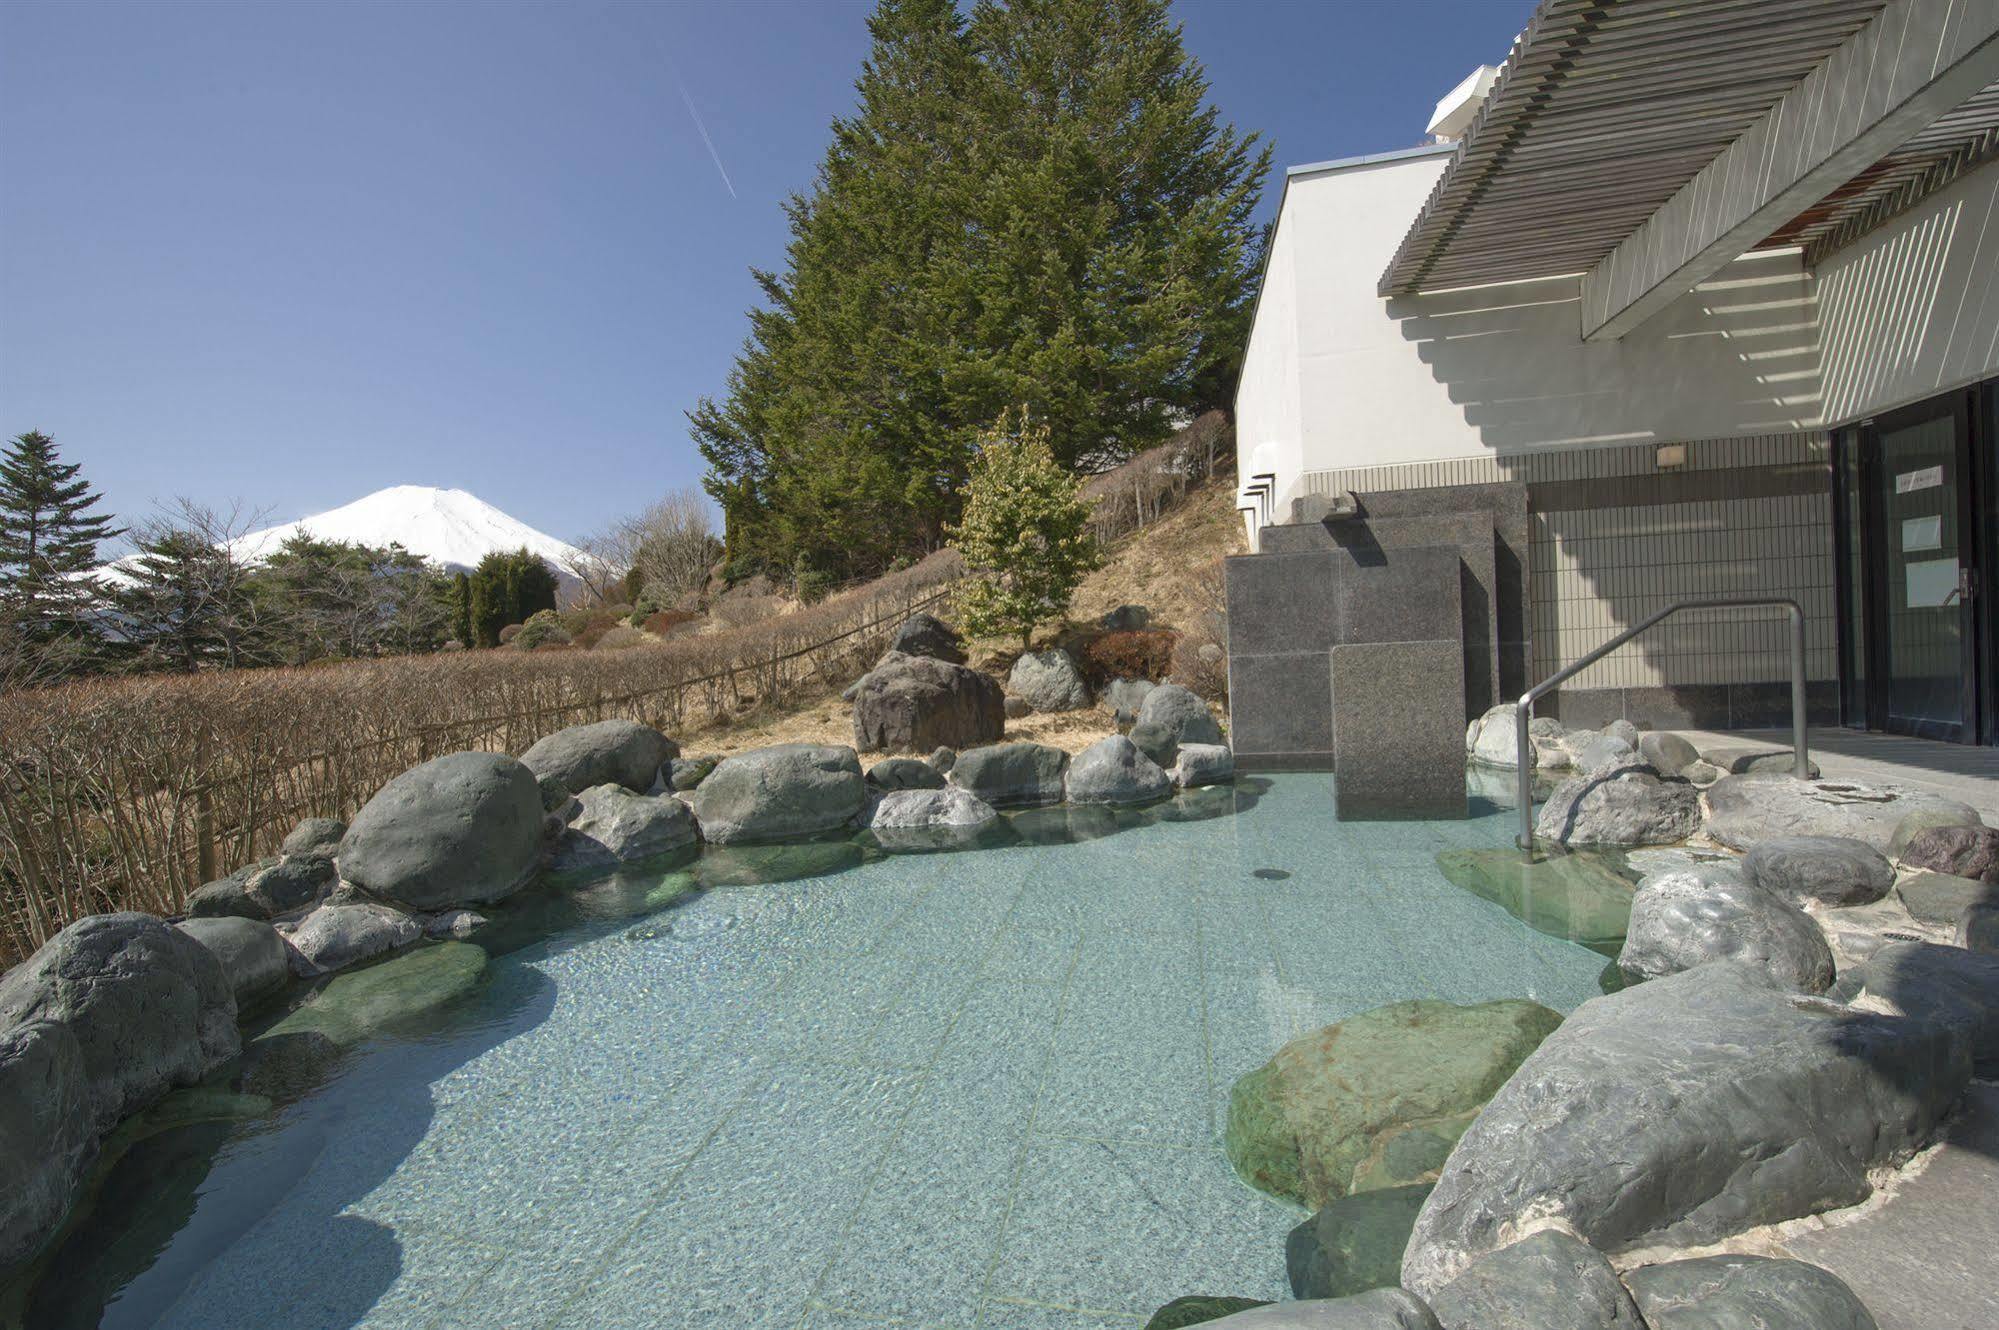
[22,774,1609,1330]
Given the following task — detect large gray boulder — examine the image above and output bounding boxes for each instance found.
[1171,742,1234,789]
[337,751,545,908]
[1465,706,1527,770]
[1899,824,1999,883]
[185,866,272,921]
[1703,773,1981,853]
[1566,733,1637,779]
[1427,1231,1644,1330]
[865,756,945,791]
[1963,901,1999,955]
[1897,870,1997,926]
[520,718,677,794]
[281,816,346,859]
[176,916,290,1008]
[1636,731,1700,778]
[1535,764,1700,847]
[245,854,337,915]
[850,650,1005,754]
[1742,835,1893,907]
[1400,963,1968,1297]
[1066,735,1171,806]
[1887,806,1986,859]
[285,899,423,977]
[1103,677,1156,727]
[1130,682,1227,768]
[1200,1290,1442,1329]
[863,787,998,852]
[0,1019,93,1269]
[948,741,1069,807]
[887,612,964,663]
[552,784,699,874]
[1008,648,1091,712]
[1847,940,1999,1075]
[1623,1255,1877,1330]
[1618,864,1834,993]
[688,743,866,843]
[0,912,239,1135]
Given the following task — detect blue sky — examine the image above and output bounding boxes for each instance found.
[0,0,1527,548]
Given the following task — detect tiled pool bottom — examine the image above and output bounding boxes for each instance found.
[105,775,1605,1330]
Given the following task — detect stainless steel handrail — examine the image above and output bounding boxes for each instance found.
[1514,598,1810,849]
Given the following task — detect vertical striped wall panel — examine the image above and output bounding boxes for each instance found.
[1294,434,1837,690]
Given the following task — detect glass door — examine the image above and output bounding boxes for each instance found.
[1864,394,1976,741]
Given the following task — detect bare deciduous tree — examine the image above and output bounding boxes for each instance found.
[113,498,271,671]
[566,487,720,609]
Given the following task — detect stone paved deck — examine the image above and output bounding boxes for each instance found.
[1678,727,1999,821]
[1784,1082,1999,1330]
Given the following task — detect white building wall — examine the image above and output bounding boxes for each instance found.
[1237,152,1823,518]
[1234,192,1302,534]
[1817,159,1999,424]
[1234,150,1838,715]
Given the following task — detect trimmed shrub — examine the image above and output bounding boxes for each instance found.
[593,624,646,651]
[643,609,701,636]
[513,610,573,651]
[497,623,523,645]
[1079,629,1177,687]
[1170,629,1227,700]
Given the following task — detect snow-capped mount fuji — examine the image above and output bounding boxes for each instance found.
[227,485,584,579]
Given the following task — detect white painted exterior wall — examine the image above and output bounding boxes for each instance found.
[1817,159,1999,424]
[1236,150,1822,523]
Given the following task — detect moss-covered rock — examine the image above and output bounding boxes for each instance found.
[694,839,864,888]
[1435,849,1634,957]
[255,942,488,1051]
[1225,998,1562,1209]
[1143,1296,1272,1329]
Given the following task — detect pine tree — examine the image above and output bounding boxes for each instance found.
[114,528,243,672]
[0,430,123,672]
[948,411,1101,647]
[465,548,558,647]
[692,0,1266,579]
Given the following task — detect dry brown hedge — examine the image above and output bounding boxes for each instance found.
[0,550,962,964]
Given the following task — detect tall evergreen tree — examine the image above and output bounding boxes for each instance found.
[114,528,248,672]
[691,0,1266,580]
[465,548,558,647]
[0,430,122,672]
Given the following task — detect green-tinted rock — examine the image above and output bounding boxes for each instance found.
[569,869,699,920]
[1287,1183,1434,1299]
[1225,998,1562,1209]
[1889,807,1986,861]
[1144,1296,1272,1329]
[695,839,864,888]
[255,942,488,1051]
[1897,870,1997,926]
[1435,848,1635,956]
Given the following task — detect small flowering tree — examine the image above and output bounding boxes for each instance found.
[948,411,1101,648]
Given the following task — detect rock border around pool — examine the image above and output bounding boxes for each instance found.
[0,655,1239,1277]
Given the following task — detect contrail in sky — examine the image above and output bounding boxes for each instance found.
[674,73,737,200]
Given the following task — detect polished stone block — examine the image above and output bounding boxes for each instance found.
[1224,549,1338,654]
[1228,650,1333,766]
[1331,640,1467,821]
[1334,543,1466,647]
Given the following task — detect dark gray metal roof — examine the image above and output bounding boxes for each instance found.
[1378,0,1894,296]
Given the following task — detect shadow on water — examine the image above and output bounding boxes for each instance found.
[5,950,560,1329]
[1,776,1280,1328]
